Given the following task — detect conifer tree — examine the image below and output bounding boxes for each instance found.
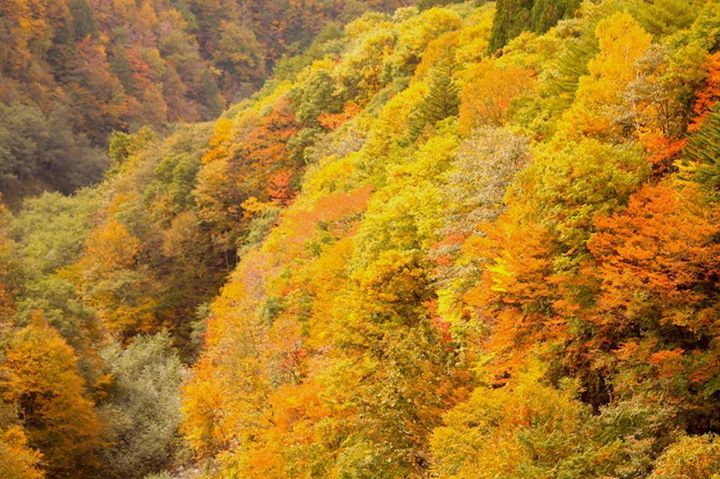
[488,0,535,53]
[488,0,580,53]
[529,0,580,34]
[408,65,459,140]
[685,105,720,195]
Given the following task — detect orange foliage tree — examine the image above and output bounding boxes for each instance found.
[0,313,102,478]
[585,182,720,421]
[0,420,45,479]
[69,219,157,338]
[458,59,535,133]
[688,52,720,132]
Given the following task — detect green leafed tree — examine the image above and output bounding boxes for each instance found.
[0,103,106,205]
[684,105,720,196]
[98,333,187,479]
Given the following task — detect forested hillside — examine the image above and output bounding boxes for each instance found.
[3,0,720,478]
[0,0,409,205]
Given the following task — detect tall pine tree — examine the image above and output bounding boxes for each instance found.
[488,0,535,53]
[685,105,720,195]
[408,65,459,140]
[488,0,580,53]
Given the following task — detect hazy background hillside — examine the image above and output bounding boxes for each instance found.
[0,0,412,205]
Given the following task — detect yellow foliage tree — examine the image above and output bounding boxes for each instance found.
[430,362,588,479]
[458,59,535,133]
[69,219,157,338]
[562,11,652,139]
[0,424,45,479]
[0,313,101,478]
[650,434,720,478]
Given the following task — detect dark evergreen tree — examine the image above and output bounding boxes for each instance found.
[530,0,581,34]
[488,0,580,53]
[685,105,720,195]
[69,0,97,40]
[417,0,466,10]
[408,65,459,141]
[488,0,535,54]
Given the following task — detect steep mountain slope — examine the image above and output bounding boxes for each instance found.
[180,1,720,477]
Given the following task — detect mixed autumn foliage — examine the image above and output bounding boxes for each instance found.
[3,0,720,478]
[0,0,411,205]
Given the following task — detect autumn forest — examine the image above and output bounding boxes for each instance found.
[2,0,720,478]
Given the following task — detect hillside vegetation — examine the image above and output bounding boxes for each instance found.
[3,0,720,478]
[0,0,409,205]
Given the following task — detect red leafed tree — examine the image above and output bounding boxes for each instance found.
[588,183,719,339]
[232,96,299,201]
[689,52,720,133]
[586,182,720,412]
[463,218,560,379]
